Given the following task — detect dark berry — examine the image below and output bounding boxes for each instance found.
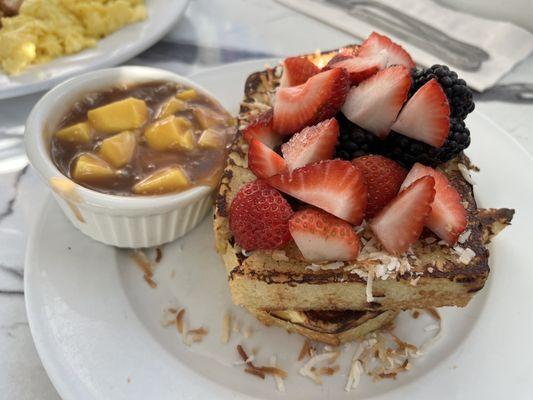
[335,113,381,160]
[382,118,471,168]
[410,65,474,120]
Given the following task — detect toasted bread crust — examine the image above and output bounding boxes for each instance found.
[214,47,514,311]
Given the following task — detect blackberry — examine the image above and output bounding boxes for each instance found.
[335,113,381,160]
[382,118,471,168]
[410,65,474,120]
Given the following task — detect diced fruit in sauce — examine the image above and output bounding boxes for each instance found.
[370,176,435,255]
[192,106,227,129]
[400,163,467,245]
[55,122,92,144]
[87,97,148,134]
[144,116,195,152]
[98,131,136,168]
[341,65,411,139]
[132,167,190,195]
[242,110,281,149]
[158,97,187,119]
[176,89,197,101]
[248,139,287,179]
[358,32,415,69]
[273,68,350,135]
[281,117,339,172]
[352,155,407,218]
[391,79,450,148]
[289,208,360,262]
[198,128,223,149]
[280,56,320,87]
[72,153,115,182]
[268,160,368,225]
[229,180,293,250]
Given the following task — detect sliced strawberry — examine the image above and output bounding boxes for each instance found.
[400,163,467,245]
[359,32,415,69]
[248,139,287,179]
[229,180,293,250]
[280,56,320,87]
[324,50,387,84]
[281,118,339,172]
[273,68,350,135]
[268,160,367,225]
[341,65,411,139]
[289,208,360,261]
[370,176,435,255]
[352,155,407,218]
[243,110,281,149]
[391,79,450,148]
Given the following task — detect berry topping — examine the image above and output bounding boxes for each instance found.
[289,208,360,262]
[280,56,320,87]
[370,175,435,255]
[268,160,367,225]
[401,163,467,245]
[352,155,407,218]
[243,110,281,149]
[391,79,450,148]
[383,117,470,168]
[273,68,350,135]
[281,117,339,172]
[248,139,287,179]
[411,64,474,120]
[324,50,387,84]
[229,180,293,251]
[341,65,411,139]
[335,114,382,160]
[358,32,415,69]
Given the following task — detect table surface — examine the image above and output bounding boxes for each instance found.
[1,1,532,398]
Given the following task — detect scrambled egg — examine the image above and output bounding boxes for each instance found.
[0,0,146,75]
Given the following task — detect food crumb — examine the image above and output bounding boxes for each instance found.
[155,247,163,263]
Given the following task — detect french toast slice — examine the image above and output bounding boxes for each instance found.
[214,47,514,311]
[249,309,397,346]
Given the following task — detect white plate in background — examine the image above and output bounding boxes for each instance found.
[0,0,189,100]
[25,60,533,399]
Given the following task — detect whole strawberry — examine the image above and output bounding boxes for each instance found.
[352,155,407,218]
[229,180,293,251]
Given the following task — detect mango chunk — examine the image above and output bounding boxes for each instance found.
[158,98,187,119]
[55,122,92,144]
[176,89,197,101]
[144,116,195,151]
[198,128,223,149]
[72,153,115,182]
[133,167,190,195]
[88,97,148,134]
[98,131,136,168]
[192,106,227,129]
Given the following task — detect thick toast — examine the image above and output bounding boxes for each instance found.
[214,48,514,311]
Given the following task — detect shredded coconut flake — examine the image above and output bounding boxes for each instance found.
[453,246,476,264]
[457,163,475,185]
[305,264,321,272]
[424,324,440,332]
[365,268,375,303]
[270,355,285,392]
[271,250,289,261]
[457,229,472,244]
[299,352,339,384]
[220,311,231,344]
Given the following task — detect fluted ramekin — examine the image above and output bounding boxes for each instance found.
[25,66,224,248]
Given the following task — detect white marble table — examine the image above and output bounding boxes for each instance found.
[0,0,532,398]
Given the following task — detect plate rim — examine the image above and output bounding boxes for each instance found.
[0,0,190,100]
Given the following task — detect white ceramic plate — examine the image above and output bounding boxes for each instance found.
[0,0,189,100]
[25,60,533,400]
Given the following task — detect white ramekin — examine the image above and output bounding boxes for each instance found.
[25,66,225,248]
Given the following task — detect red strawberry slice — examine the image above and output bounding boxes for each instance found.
[325,50,388,84]
[248,139,287,179]
[281,118,339,172]
[268,160,367,225]
[273,68,350,135]
[370,176,435,255]
[289,208,360,261]
[400,163,467,245]
[229,180,293,250]
[243,110,281,149]
[359,32,415,69]
[352,155,407,218]
[391,79,450,148]
[341,65,411,139]
[280,56,320,87]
